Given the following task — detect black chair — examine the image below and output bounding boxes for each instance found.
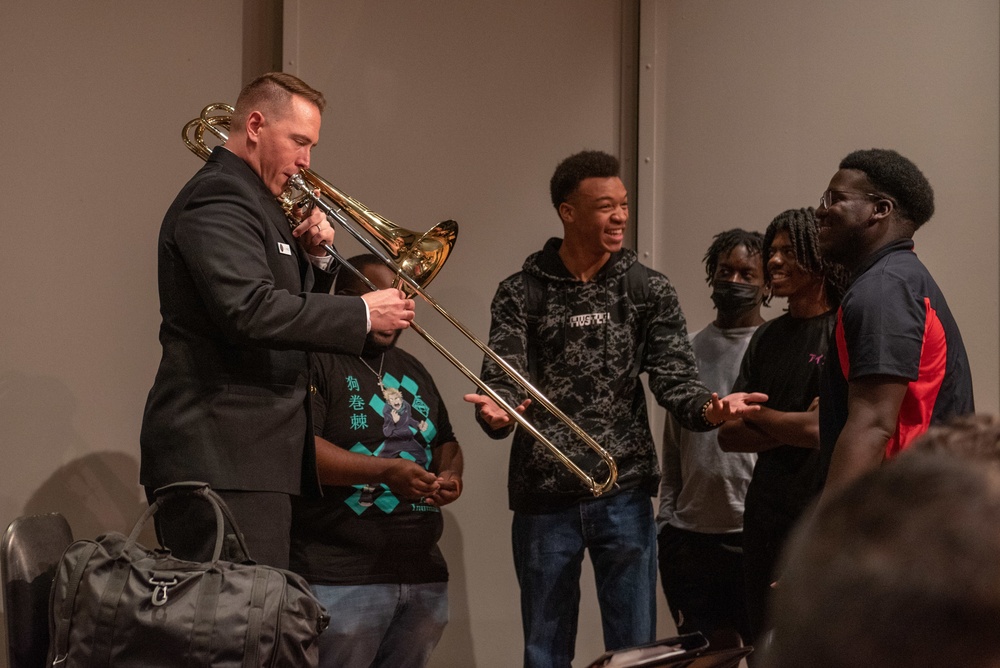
[2,513,73,668]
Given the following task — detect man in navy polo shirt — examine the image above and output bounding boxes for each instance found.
[813,148,975,504]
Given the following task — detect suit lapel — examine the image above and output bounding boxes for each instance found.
[256,182,313,287]
[210,147,312,290]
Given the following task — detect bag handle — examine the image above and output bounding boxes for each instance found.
[134,481,252,563]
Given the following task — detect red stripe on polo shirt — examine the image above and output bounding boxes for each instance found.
[886,297,947,458]
[834,300,948,459]
[835,307,849,378]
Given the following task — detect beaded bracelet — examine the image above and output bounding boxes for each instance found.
[701,399,724,428]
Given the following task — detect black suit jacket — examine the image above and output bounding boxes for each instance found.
[140,147,367,497]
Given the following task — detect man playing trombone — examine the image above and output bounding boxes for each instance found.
[140,72,415,569]
[466,150,766,668]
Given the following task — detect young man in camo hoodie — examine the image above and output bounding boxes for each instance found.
[465,150,766,668]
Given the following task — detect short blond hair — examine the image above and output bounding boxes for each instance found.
[231,72,326,130]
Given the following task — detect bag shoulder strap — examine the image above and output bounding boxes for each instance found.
[50,541,100,665]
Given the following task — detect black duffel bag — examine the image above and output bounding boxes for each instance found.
[46,482,329,667]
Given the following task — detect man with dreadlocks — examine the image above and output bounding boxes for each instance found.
[718,208,849,648]
[814,149,974,503]
[656,229,770,649]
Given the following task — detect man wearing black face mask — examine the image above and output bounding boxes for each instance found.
[718,208,849,651]
[290,254,463,668]
[710,278,768,317]
[657,229,769,649]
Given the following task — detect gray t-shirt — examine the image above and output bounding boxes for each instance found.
[657,322,758,534]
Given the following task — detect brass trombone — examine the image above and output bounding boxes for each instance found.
[182,103,618,496]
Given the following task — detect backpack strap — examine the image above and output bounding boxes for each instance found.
[522,273,546,383]
[623,261,652,379]
[522,261,652,382]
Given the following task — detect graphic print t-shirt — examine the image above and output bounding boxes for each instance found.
[290,347,455,585]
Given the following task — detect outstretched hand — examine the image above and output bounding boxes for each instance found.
[706,391,769,424]
[463,393,531,430]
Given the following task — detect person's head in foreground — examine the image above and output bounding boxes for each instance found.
[764,425,1000,668]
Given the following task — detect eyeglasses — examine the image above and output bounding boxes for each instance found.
[818,189,894,210]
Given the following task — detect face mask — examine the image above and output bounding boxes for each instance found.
[711,281,763,314]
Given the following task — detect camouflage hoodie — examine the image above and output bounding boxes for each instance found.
[479,238,715,512]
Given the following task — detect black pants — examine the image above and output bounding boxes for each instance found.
[742,505,797,646]
[145,487,293,569]
[657,524,750,644]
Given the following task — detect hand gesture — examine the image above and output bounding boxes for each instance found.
[705,391,769,424]
[463,394,531,430]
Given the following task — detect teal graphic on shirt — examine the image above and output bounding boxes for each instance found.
[343,371,439,516]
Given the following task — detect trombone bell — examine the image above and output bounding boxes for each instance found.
[290,168,457,294]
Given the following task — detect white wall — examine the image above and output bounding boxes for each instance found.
[638,0,999,419]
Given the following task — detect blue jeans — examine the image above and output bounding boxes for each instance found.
[512,490,657,668]
[310,582,448,668]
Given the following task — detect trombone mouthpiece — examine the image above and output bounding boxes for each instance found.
[279,173,317,222]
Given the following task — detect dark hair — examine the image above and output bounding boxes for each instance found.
[703,228,770,305]
[549,150,620,209]
[766,453,1000,668]
[232,72,326,130]
[703,228,765,284]
[764,207,850,307]
[839,149,935,229]
[906,414,1000,466]
[334,254,390,295]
